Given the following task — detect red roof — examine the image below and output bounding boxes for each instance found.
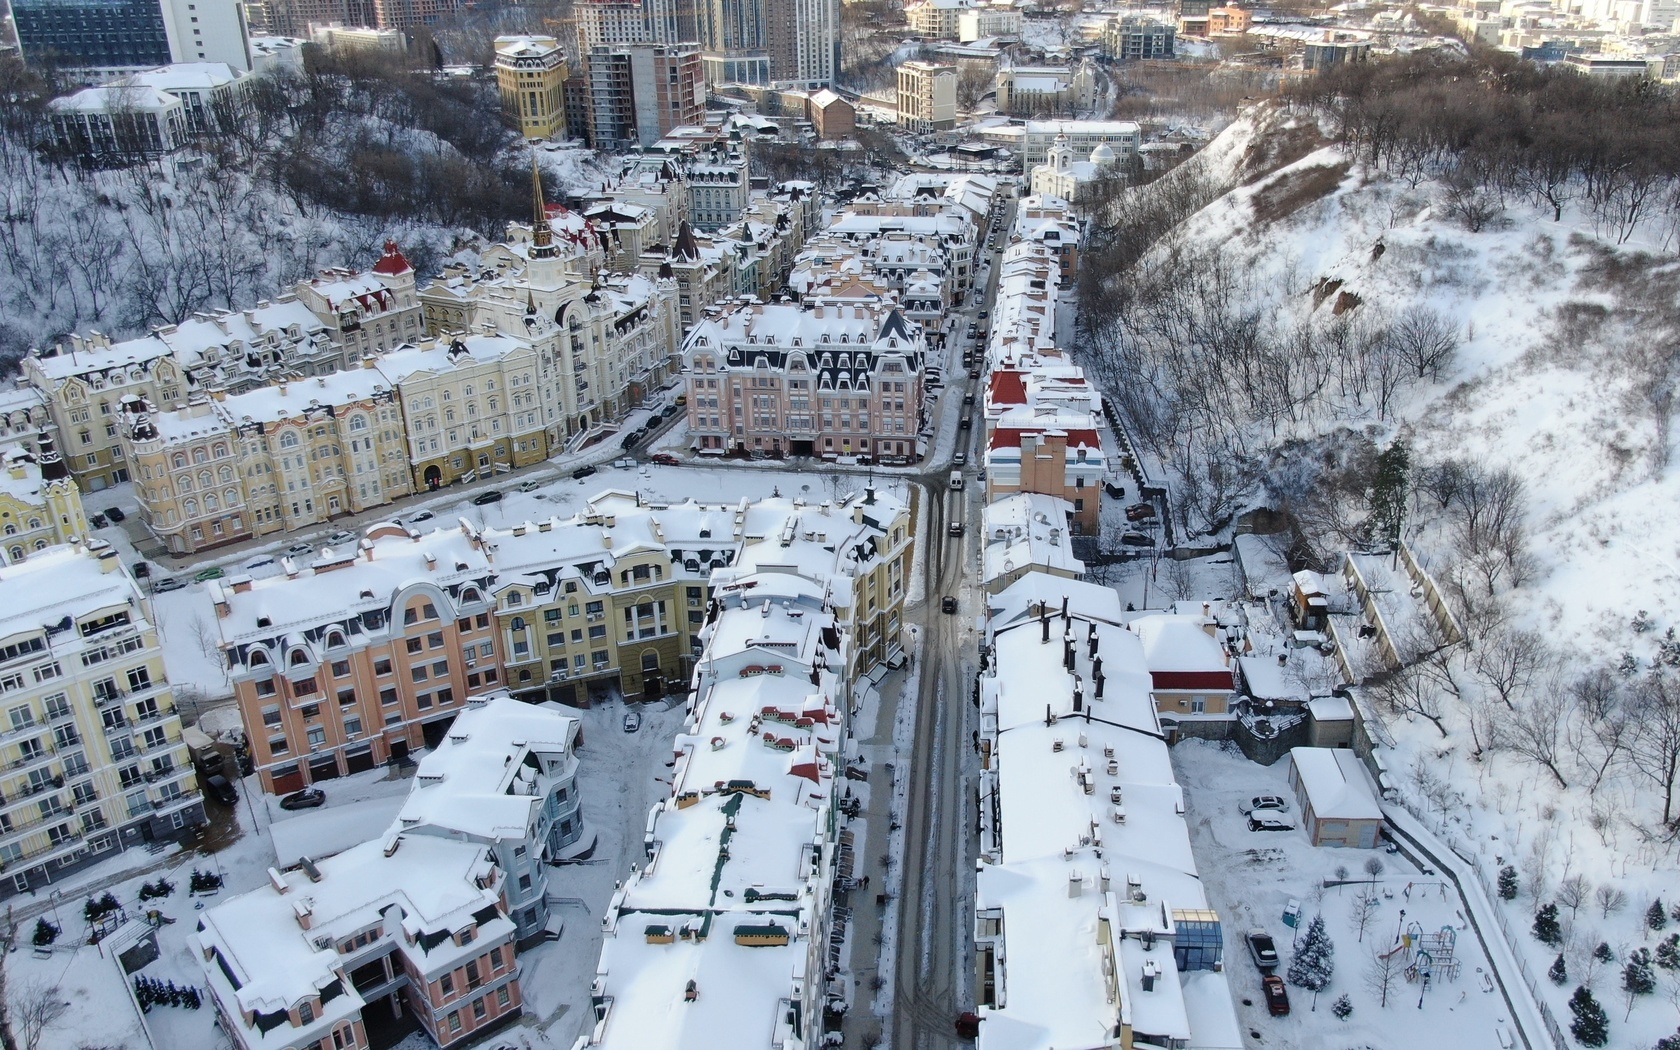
[989,370,1028,406]
[372,240,412,276]
[988,427,1103,451]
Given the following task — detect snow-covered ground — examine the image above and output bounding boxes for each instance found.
[1175,739,1521,1049]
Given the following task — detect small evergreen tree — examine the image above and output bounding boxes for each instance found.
[1369,439,1410,548]
[1331,993,1353,1020]
[1594,941,1615,965]
[1532,902,1562,946]
[1498,865,1518,901]
[1656,933,1680,971]
[1548,953,1568,985]
[1568,985,1610,1048]
[1623,948,1655,1019]
[1287,915,1336,1008]
[1655,1026,1680,1050]
[1650,897,1669,932]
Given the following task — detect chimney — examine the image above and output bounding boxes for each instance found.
[1141,961,1158,992]
[1095,673,1105,699]
[1067,871,1082,898]
[1041,610,1050,643]
[425,553,437,571]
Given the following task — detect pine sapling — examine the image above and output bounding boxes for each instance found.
[1623,948,1655,1020]
[1655,1027,1680,1050]
[1656,933,1680,972]
[1568,985,1610,1048]
[1650,897,1669,932]
[1498,865,1518,901]
[1548,953,1568,985]
[1331,993,1353,1020]
[1532,902,1562,947]
[1594,941,1615,965]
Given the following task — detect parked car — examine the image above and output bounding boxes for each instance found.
[1261,974,1291,1016]
[104,507,126,523]
[204,774,238,805]
[662,404,680,419]
[286,544,313,557]
[194,567,225,582]
[948,521,964,537]
[623,710,642,733]
[279,787,326,811]
[409,510,435,523]
[968,368,980,380]
[621,431,642,449]
[953,451,968,466]
[674,394,687,406]
[1246,929,1279,971]
[471,489,504,506]
[152,577,185,593]
[326,530,356,547]
[978,310,989,319]
[1248,816,1295,832]
[244,556,277,570]
[517,479,542,492]
[1238,795,1290,815]
[1121,532,1153,547]
[1105,481,1127,499]
[572,465,598,480]
[942,596,958,614]
[88,513,108,529]
[1125,502,1157,521]
[131,561,151,578]
[652,453,681,466]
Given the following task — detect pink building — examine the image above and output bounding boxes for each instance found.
[683,294,928,463]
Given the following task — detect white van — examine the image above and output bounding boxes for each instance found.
[949,471,965,491]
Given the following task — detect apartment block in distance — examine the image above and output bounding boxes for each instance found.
[587,44,704,150]
[0,541,203,898]
[897,60,957,133]
[495,35,568,140]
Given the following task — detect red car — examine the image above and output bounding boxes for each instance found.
[651,453,681,466]
[1261,974,1291,1016]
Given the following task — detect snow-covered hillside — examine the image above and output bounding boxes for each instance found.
[1084,100,1680,1049]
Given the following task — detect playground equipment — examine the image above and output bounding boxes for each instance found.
[1390,922,1462,983]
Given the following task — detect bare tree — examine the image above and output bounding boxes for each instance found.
[1388,307,1460,381]
[1497,673,1574,788]
[1571,668,1634,793]
[1596,884,1628,920]
[1351,887,1379,942]
[1627,670,1680,826]
[1471,628,1553,711]
[7,979,71,1050]
[1364,855,1386,886]
[1369,663,1448,737]
[1365,942,1405,1007]
[1558,874,1591,923]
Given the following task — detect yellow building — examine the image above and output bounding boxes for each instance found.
[122,371,413,555]
[0,434,90,563]
[375,334,552,493]
[496,35,569,140]
[0,541,201,898]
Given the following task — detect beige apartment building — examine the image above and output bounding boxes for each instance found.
[122,369,413,555]
[683,295,928,463]
[376,334,552,492]
[0,542,201,898]
[897,60,957,132]
[495,35,568,140]
[0,435,90,563]
[289,241,425,359]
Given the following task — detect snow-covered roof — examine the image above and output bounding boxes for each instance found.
[1127,613,1231,676]
[976,572,1240,1050]
[396,694,580,840]
[0,543,139,648]
[130,62,244,92]
[372,332,532,385]
[1289,746,1382,821]
[49,84,180,114]
[982,492,1083,584]
[988,573,1123,629]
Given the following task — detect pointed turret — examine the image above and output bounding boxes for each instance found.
[372,240,412,275]
[36,431,68,482]
[531,155,557,260]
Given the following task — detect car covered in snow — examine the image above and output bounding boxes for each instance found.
[623,710,641,733]
[1248,815,1295,832]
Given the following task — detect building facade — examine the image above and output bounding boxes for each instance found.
[495,35,569,140]
[0,542,203,899]
[0,436,90,563]
[14,0,251,76]
[897,60,958,132]
[683,296,928,461]
[587,44,705,150]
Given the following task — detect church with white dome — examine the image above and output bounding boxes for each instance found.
[1029,133,1122,204]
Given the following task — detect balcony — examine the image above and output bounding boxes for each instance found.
[7,747,56,775]
[93,689,126,710]
[102,717,131,736]
[135,733,181,755]
[0,804,74,840]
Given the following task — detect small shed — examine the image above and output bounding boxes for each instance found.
[1305,695,1355,749]
[1286,746,1382,848]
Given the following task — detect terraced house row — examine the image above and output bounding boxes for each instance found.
[212,487,910,795]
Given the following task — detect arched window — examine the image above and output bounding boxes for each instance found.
[199,470,212,489]
[172,453,187,469]
[225,488,239,506]
[205,493,218,511]
[289,648,310,666]
[26,518,39,530]
[219,466,233,483]
[183,498,198,517]
[2,524,14,536]
[249,649,270,667]
[32,539,45,550]
[213,443,228,458]
[349,415,368,432]
[510,616,526,632]
[8,546,21,561]
[193,448,207,463]
[279,432,299,449]
[325,629,347,650]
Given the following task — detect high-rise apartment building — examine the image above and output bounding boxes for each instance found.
[0,541,202,899]
[495,35,568,140]
[587,43,704,150]
[897,60,957,132]
[13,0,252,77]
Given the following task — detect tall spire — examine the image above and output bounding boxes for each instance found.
[531,154,557,259]
[36,431,67,482]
